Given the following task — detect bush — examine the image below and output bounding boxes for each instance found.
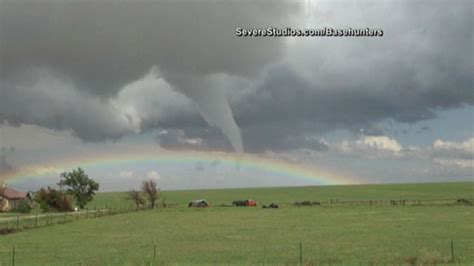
[455,198,472,205]
[35,187,74,212]
[293,201,321,207]
[14,199,32,213]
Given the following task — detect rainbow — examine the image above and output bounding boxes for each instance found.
[2,149,357,186]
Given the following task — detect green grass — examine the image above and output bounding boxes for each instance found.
[0,182,473,265]
[89,182,474,208]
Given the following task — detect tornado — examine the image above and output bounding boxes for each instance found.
[162,72,244,153]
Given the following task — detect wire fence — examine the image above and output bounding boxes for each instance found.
[318,197,474,207]
[0,205,149,234]
[1,239,460,266]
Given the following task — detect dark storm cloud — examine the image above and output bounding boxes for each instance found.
[228,0,473,150]
[234,50,472,140]
[0,0,298,96]
[0,0,300,148]
[0,69,136,141]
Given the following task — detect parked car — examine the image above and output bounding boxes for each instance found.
[188,199,209,207]
[232,199,257,207]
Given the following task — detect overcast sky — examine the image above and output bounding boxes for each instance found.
[1,0,473,191]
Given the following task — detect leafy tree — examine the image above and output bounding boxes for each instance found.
[34,187,73,212]
[127,189,145,208]
[59,168,99,208]
[141,179,161,209]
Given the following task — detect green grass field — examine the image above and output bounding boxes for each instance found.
[89,182,474,209]
[0,182,473,265]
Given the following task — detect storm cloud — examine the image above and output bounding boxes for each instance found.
[1,0,472,152]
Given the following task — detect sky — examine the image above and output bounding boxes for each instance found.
[0,0,473,192]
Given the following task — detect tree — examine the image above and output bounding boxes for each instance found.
[141,179,160,209]
[34,187,74,212]
[59,168,99,208]
[127,189,145,208]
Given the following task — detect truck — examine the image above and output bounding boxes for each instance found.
[232,199,257,207]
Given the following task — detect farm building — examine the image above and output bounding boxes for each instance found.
[0,184,32,212]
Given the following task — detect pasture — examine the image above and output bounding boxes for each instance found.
[0,182,473,265]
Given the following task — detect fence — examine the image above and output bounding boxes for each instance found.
[2,240,459,266]
[318,197,473,207]
[0,205,149,234]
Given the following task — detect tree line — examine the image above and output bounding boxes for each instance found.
[14,167,161,213]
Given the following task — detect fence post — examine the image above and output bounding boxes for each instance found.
[64,212,67,223]
[263,244,266,266]
[153,244,156,262]
[34,214,38,228]
[299,241,303,266]
[12,246,15,266]
[451,239,454,262]
[16,215,19,229]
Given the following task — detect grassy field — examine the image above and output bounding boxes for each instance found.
[89,182,474,209]
[0,182,473,265]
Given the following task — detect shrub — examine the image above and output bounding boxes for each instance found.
[14,199,32,213]
[35,187,74,212]
[293,201,321,207]
[127,190,145,208]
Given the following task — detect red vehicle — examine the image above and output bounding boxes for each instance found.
[232,199,257,207]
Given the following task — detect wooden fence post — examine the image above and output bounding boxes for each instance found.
[34,214,38,228]
[16,215,19,229]
[299,241,303,266]
[451,239,454,262]
[12,246,15,266]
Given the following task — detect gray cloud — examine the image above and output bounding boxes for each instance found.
[1,1,299,95]
[157,127,234,152]
[228,1,473,150]
[0,146,15,175]
[432,138,473,160]
[1,68,137,141]
[1,0,300,150]
[156,129,203,150]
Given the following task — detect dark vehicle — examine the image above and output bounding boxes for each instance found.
[232,199,257,207]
